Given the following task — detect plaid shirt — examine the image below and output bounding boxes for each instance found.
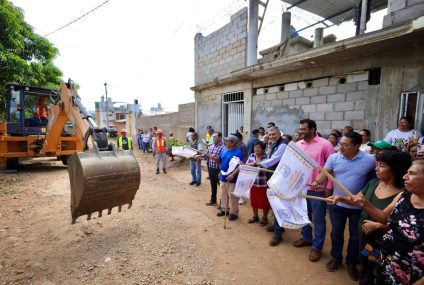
[206,142,224,169]
[247,153,268,187]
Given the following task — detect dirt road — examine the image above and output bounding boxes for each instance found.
[0,150,356,285]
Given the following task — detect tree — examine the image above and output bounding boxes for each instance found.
[0,0,62,119]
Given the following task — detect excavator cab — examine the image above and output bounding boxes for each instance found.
[5,83,58,135]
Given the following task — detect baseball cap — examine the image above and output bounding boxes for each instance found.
[367,140,395,150]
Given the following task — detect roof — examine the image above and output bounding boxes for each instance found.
[283,0,388,25]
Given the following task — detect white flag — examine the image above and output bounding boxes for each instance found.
[267,189,310,229]
[233,165,260,199]
[266,142,319,229]
[171,146,198,158]
[221,156,241,176]
[267,142,318,199]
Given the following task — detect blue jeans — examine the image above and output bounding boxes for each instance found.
[301,190,327,251]
[329,204,361,264]
[273,216,285,239]
[189,159,201,183]
[141,142,149,153]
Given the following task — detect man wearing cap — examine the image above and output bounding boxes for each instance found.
[368,140,397,156]
[117,129,133,150]
[152,129,168,174]
[216,135,245,221]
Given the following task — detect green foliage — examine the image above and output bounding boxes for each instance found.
[0,0,63,119]
[168,138,185,150]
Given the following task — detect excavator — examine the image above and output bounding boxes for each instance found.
[0,80,141,224]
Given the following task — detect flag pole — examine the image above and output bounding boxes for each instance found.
[301,194,334,204]
[318,167,355,199]
[224,181,230,229]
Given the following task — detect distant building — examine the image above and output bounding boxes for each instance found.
[150,103,164,114]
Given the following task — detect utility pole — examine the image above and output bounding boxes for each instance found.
[104,82,109,128]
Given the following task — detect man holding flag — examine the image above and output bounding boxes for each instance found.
[293,119,335,262]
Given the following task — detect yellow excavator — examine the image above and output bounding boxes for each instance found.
[0,80,141,224]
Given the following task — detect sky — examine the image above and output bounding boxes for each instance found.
[10,0,386,113]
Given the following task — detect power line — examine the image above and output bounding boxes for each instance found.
[43,0,110,37]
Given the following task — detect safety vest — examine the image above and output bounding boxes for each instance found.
[34,103,47,118]
[118,136,132,150]
[155,138,166,153]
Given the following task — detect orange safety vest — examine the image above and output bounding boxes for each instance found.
[155,138,166,153]
[35,103,48,118]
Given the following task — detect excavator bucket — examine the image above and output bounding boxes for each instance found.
[67,147,140,224]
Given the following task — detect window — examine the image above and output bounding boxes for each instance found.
[8,89,21,122]
[368,68,381,85]
[222,91,244,137]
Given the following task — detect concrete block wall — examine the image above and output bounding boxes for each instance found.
[383,0,424,27]
[194,8,247,86]
[252,73,369,136]
[136,103,195,142]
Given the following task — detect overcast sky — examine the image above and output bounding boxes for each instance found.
[10,0,386,113]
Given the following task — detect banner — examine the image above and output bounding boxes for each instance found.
[171,146,198,158]
[220,156,241,176]
[233,165,260,199]
[267,141,318,199]
[267,189,310,229]
[266,142,319,229]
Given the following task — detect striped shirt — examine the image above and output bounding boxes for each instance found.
[206,142,224,169]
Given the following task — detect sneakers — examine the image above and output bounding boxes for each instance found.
[239,197,246,205]
[156,169,159,174]
[228,214,238,221]
[216,210,229,216]
[326,258,342,272]
[205,201,217,206]
[347,264,359,281]
[309,249,322,262]
[163,169,167,174]
[293,238,312,247]
[268,236,282,247]
[195,182,201,186]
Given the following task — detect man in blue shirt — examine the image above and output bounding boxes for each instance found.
[217,135,245,221]
[246,129,260,155]
[311,132,375,281]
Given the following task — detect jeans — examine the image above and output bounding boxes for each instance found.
[208,167,220,203]
[273,216,285,239]
[155,152,167,170]
[141,141,149,153]
[329,204,361,264]
[189,159,201,183]
[301,190,327,251]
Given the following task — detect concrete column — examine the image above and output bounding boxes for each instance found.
[247,0,259,66]
[194,33,202,85]
[359,0,368,34]
[281,12,291,43]
[313,27,324,48]
[243,85,253,139]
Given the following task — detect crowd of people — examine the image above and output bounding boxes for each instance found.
[123,116,423,285]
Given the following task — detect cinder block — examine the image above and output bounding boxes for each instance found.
[298,81,306,89]
[327,94,346,103]
[388,0,406,12]
[335,101,354,111]
[282,99,296,106]
[347,72,369,83]
[311,95,327,104]
[336,83,357,93]
[313,78,329,88]
[346,91,366,101]
[289,90,303,98]
[266,93,276,101]
[309,112,325,120]
[296,97,310,105]
[319,86,336,95]
[301,104,316,113]
[351,120,364,130]
[268,86,280,93]
[303,88,319,97]
[357,81,369,91]
[256,88,265,95]
[276,91,289,99]
[354,100,366,111]
[325,112,344,120]
[316,120,332,131]
[271,100,283,107]
[345,111,364,120]
[285,82,298,91]
[331,120,351,130]
[329,77,339,85]
[316,103,333,112]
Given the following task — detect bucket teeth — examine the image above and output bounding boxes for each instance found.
[118,205,122,212]
[87,213,92,221]
[128,202,132,209]
[98,210,102,217]
[107,208,112,215]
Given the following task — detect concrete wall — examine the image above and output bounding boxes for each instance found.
[384,0,424,27]
[194,8,247,86]
[136,103,194,142]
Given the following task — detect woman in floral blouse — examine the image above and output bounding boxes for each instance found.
[354,159,424,285]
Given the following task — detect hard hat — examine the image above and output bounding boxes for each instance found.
[121,129,127,133]
[156,129,163,134]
